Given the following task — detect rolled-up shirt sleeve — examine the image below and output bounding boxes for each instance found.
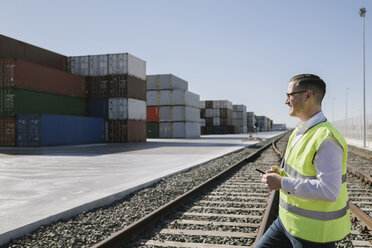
[281,136,343,202]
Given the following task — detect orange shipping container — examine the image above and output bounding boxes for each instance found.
[147,106,160,122]
[0,59,85,97]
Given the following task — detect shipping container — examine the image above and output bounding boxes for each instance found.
[159,106,200,122]
[108,98,127,120]
[88,98,108,118]
[106,120,127,142]
[205,101,213,109]
[0,34,67,71]
[15,114,105,147]
[159,122,200,138]
[0,117,15,146]
[147,106,160,122]
[0,88,86,117]
[86,74,146,100]
[127,120,146,142]
[147,89,199,108]
[68,53,146,80]
[146,74,188,90]
[147,122,159,138]
[107,119,146,142]
[128,98,146,121]
[0,59,85,97]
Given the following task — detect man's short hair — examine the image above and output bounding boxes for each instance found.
[290,74,326,104]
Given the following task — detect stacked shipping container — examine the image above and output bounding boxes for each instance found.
[146,74,200,138]
[256,116,272,132]
[200,100,234,134]
[232,105,247,134]
[247,112,256,133]
[68,53,147,142]
[0,35,106,146]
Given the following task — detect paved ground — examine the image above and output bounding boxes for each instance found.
[0,131,283,245]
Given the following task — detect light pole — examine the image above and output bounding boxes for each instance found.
[346,88,349,120]
[360,7,367,147]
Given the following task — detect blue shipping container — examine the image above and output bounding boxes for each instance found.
[16,114,105,146]
[88,98,108,118]
[213,126,228,134]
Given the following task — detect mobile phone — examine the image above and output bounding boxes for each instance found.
[255,168,266,174]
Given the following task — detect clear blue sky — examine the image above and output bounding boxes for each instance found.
[2,0,372,127]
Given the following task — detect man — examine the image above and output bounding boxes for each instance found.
[255,74,350,248]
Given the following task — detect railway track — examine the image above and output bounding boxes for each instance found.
[93,133,289,248]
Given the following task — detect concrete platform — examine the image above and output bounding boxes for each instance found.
[0,131,283,245]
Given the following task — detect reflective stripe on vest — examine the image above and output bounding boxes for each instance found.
[280,198,349,221]
[282,159,347,183]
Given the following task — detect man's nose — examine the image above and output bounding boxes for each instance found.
[285,98,290,105]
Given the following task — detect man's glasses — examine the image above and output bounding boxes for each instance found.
[286,90,309,99]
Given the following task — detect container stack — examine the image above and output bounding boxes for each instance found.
[146,74,200,138]
[68,53,147,142]
[200,100,234,135]
[256,115,272,132]
[247,112,256,133]
[0,35,105,147]
[232,105,247,134]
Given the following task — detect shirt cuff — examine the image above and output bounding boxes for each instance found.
[281,177,295,195]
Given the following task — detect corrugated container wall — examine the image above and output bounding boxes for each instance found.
[0,88,86,117]
[146,74,188,90]
[0,59,85,97]
[16,114,105,147]
[0,118,16,146]
[68,53,146,80]
[0,35,67,71]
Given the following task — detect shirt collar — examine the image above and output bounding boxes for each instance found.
[296,111,327,134]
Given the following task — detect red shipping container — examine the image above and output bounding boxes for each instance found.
[147,106,160,122]
[0,118,16,146]
[0,59,85,97]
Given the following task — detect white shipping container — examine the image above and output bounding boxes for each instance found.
[173,122,200,138]
[213,109,220,117]
[146,91,160,106]
[128,98,146,120]
[109,98,127,120]
[127,54,146,81]
[213,100,232,110]
[233,112,237,119]
[159,90,172,105]
[205,109,213,118]
[213,117,220,126]
[68,56,89,76]
[90,54,108,76]
[159,106,200,122]
[68,53,146,80]
[184,91,200,108]
[200,101,206,109]
[159,122,172,138]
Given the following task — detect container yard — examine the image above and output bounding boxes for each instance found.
[146,74,200,138]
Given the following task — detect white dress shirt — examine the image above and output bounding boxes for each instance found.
[281,111,344,202]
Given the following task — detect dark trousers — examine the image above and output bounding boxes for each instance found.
[255,218,336,248]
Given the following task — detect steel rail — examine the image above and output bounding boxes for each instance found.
[92,132,288,248]
[252,135,284,246]
[347,164,372,186]
[349,202,372,231]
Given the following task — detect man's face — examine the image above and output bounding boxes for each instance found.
[285,81,308,117]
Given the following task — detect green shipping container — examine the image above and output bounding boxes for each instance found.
[147,122,159,138]
[0,88,86,116]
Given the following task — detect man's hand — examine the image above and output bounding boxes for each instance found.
[262,172,282,191]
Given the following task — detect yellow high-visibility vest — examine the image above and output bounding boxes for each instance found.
[279,121,350,243]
